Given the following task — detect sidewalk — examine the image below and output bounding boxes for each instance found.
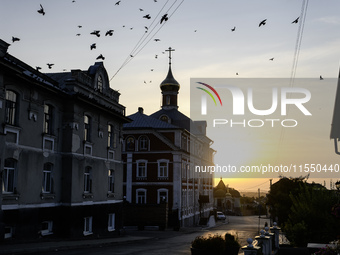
[0,225,209,255]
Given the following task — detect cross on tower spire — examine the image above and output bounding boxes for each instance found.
[165,47,175,65]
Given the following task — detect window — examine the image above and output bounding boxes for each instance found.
[126,136,135,151]
[157,189,168,204]
[108,124,117,148]
[108,169,114,193]
[160,115,169,123]
[166,95,170,105]
[4,226,13,239]
[41,221,53,236]
[108,213,115,231]
[139,136,148,151]
[97,75,103,93]
[44,104,54,134]
[42,163,53,193]
[5,90,18,125]
[136,189,146,204]
[84,167,92,193]
[3,158,16,193]
[84,115,91,142]
[158,160,169,178]
[83,217,93,235]
[136,160,147,178]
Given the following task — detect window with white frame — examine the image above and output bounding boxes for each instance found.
[83,216,93,235]
[136,189,146,204]
[3,158,16,193]
[136,160,147,178]
[42,163,53,193]
[158,159,169,178]
[157,189,168,204]
[139,136,148,151]
[84,167,92,193]
[108,213,115,231]
[41,221,53,236]
[108,169,114,193]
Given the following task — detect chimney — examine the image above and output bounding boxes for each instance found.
[138,107,144,114]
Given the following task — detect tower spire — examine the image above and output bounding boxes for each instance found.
[160,47,180,110]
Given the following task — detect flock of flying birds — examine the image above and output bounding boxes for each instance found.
[8,2,325,81]
[9,1,168,77]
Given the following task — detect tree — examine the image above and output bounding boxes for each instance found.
[284,183,339,246]
[266,176,307,225]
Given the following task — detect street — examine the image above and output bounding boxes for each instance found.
[37,216,269,255]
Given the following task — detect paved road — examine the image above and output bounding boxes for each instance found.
[36,216,270,255]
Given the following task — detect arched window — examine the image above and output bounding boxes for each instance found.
[157,159,169,178]
[139,136,149,151]
[5,90,18,125]
[160,115,169,123]
[157,189,168,204]
[136,188,147,204]
[136,160,147,178]
[126,136,135,151]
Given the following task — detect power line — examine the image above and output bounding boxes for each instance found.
[109,0,185,81]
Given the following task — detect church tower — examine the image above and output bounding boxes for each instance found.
[160,47,180,110]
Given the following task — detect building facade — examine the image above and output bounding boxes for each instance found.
[0,39,129,241]
[122,57,215,227]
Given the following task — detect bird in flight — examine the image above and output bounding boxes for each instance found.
[12,37,20,43]
[320,75,324,80]
[139,8,144,11]
[231,26,236,32]
[47,63,54,69]
[143,14,151,19]
[90,43,96,50]
[36,66,42,71]
[90,30,100,37]
[78,25,82,28]
[269,57,274,61]
[115,1,121,5]
[154,39,160,42]
[292,17,299,24]
[37,4,45,15]
[259,19,267,27]
[76,33,81,36]
[160,14,168,24]
[96,54,105,60]
[105,30,114,36]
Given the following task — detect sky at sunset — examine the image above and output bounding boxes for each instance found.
[2,0,340,192]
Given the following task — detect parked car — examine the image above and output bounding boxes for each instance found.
[216,211,226,220]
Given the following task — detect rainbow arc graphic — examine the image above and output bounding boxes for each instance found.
[196,82,223,106]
